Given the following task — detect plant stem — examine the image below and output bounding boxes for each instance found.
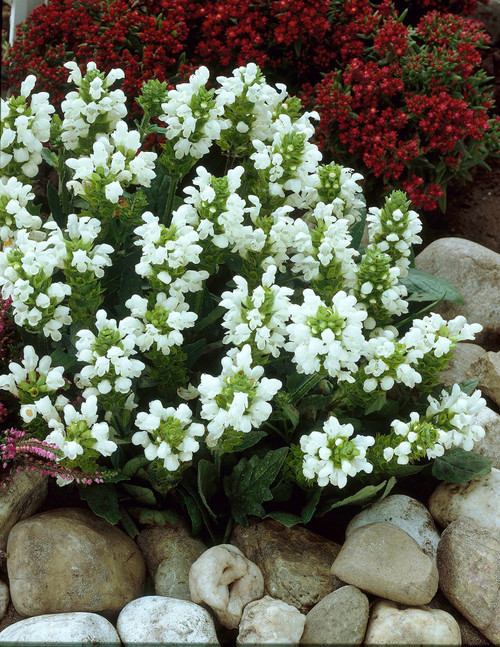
[163,175,179,225]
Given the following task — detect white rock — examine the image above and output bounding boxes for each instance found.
[0,580,8,621]
[429,467,500,541]
[0,612,120,644]
[0,471,47,550]
[117,595,220,645]
[237,595,305,645]
[472,406,500,469]
[189,544,264,629]
[346,494,440,561]
[365,599,462,645]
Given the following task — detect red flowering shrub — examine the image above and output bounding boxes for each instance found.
[3,0,499,211]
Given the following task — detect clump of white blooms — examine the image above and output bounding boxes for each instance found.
[286,290,367,381]
[132,401,204,471]
[300,416,374,487]
[403,313,482,360]
[134,211,208,298]
[66,120,157,203]
[0,229,71,340]
[61,62,127,152]
[75,310,145,398]
[45,395,117,461]
[0,345,65,399]
[0,178,41,242]
[311,163,365,226]
[59,214,114,278]
[198,345,281,447]
[220,265,292,357]
[159,66,228,163]
[0,75,55,180]
[125,292,197,355]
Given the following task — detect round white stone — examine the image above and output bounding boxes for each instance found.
[0,612,120,644]
[0,580,9,621]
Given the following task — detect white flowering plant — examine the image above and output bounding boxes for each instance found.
[0,61,492,539]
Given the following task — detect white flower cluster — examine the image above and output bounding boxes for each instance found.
[159,66,228,161]
[402,313,482,359]
[301,416,374,488]
[66,120,157,203]
[312,163,365,226]
[0,76,55,179]
[220,265,292,357]
[0,229,71,340]
[45,395,117,461]
[0,345,65,399]
[198,345,281,447]
[291,202,358,289]
[126,292,197,355]
[58,214,114,278]
[61,62,127,152]
[286,290,367,381]
[0,177,41,243]
[134,212,208,298]
[132,400,204,471]
[75,310,145,398]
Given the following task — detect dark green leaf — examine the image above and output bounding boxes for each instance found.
[78,483,121,525]
[41,147,58,168]
[183,338,207,368]
[281,402,300,428]
[266,487,321,527]
[122,456,150,477]
[300,394,333,411]
[177,488,203,535]
[350,200,367,250]
[128,506,184,528]
[458,378,479,396]
[224,448,288,525]
[401,268,464,304]
[50,348,77,371]
[197,459,218,520]
[195,305,225,333]
[47,183,66,228]
[119,506,139,538]
[122,484,157,506]
[432,449,492,483]
[364,393,387,415]
[317,479,394,516]
[225,430,267,453]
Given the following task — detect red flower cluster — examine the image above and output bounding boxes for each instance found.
[3,0,498,211]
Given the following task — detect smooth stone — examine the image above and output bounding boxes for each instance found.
[428,468,500,541]
[331,522,438,605]
[153,532,206,600]
[231,519,343,613]
[440,344,500,408]
[437,519,500,644]
[346,494,440,561]
[301,585,369,645]
[0,612,120,644]
[364,599,462,645]
[429,592,493,646]
[0,581,8,622]
[0,471,47,550]
[117,595,220,645]
[7,507,146,616]
[415,238,500,350]
[237,595,305,645]
[473,407,500,469]
[136,523,202,578]
[475,0,500,42]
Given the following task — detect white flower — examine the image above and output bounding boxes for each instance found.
[132,401,204,471]
[403,313,482,359]
[198,345,281,447]
[300,417,374,487]
[0,177,40,242]
[286,290,367,381]
[0,345,65,398]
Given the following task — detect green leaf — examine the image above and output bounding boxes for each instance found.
[225,429,267,453]
[50,348,77,371]
[267,487,321,526]
[128,506,184,528]
[122,456,150,477]
[197,459,218,520]
[122,484,157,506]
[195,305,225,333]
[183,338,207,368]
[458,378,479,396]
[40,147,58,168]
[317,478,395,516]
[119,506,139,538]
[224,448,289,525]
[78,483,121,525]
[281,402,300,428]
[364,393,387,415]
[177,488,203,535]
[432,449,492,484]
[350,200,367,250]
[401,268,464,304]
[47,183,66,228]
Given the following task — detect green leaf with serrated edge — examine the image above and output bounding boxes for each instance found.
[401,268,464,304]
[78,483,121,525]
[197,459,218,520]
[432,449,492,484]
[128,506,183,528]
[122,456,151,477]
[47,183,66,228]
[223,448,288,526]
[122,484,157,506]
[225,430,267,453]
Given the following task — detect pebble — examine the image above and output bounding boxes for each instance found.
[440,344,500,408]
[189,544,264,629]
[345,494,440,561]
[136,524,204,578]
[472,407,500,469]
[438,519,500,644]
[428,468,500,541]
[6,507,146,616]
[301,585,369,645]
[117,595,220,645]
[0,612,120,644]
[364,599,462,645]
[0,581,8,622]
[415,237,500,350]
[237,595,305,645]
[0,471,47,550]
[331,522,438,605]
[231,519,343,613]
